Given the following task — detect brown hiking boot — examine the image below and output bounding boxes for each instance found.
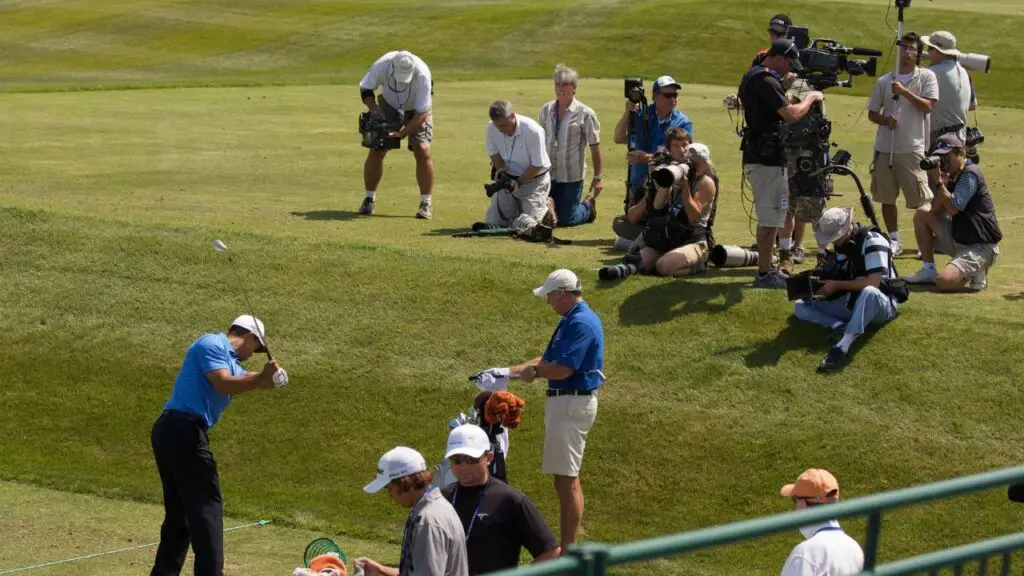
[778,248,796,275]
[542,197,558,228]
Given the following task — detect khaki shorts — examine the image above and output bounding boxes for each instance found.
[788,195,827,223]
[934,217,1000,277]
[378,97,433,149]
[543,393,598,477]
[870,151,933,209]
[745,164,788,228]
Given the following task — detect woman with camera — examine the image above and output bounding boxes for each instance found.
[637,143,719,277]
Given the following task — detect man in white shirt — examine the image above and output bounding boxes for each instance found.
[483,100,554,232]
[539,64,603,227]
[923,31,976,150]
[358,50,435,219]
[779,469,864,576]
[868,32,938,257]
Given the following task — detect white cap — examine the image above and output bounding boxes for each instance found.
[392,51,416,84]
[533,268,581,297]
[444,425,491,460]
[814,207,854,247]
[652,75,681,93]
[363,446,427,493]
[685,143,711,162]
[230,315,266,351]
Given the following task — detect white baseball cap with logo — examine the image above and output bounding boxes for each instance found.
[364,446,428,493]
[533,268,582,297]
[651,75,682,93]
[392,51,416,84]
[445,425,491,460]
[230,314,266,351]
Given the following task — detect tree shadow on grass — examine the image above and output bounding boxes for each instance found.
[618,278,745,326]
[291,210,414,221]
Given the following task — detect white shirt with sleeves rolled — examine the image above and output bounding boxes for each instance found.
[868,67,938,154]
[485,115,551,178]
[359,51,432,114]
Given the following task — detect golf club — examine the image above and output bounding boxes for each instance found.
[213,239,273,361]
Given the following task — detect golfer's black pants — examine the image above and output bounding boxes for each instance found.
[150,410,224,576]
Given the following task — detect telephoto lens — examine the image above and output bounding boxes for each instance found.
[919,156,943,171]
[598,263,638,281]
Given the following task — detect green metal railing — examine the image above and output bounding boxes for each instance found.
[490,465,1024,576]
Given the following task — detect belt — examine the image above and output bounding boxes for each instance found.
[933,123,965,136]
[546,389,594,397]
[161,409,209,431]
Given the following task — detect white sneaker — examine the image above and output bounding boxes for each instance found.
[905,266,938,284]
[612,236,633,251]
[890,240,903,257]
[968,268,988,292]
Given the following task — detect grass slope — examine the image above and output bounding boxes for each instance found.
[1,80,1023,574]
[0,0,1021,108]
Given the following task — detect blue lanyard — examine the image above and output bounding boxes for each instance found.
[452,483,487,540]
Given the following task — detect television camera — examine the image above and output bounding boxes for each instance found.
[788,26,881,91]
[358,112,401,151]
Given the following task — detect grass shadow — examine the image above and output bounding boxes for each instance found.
[291,210,414,221]
[715,315,832,369]
[618,277,745,326]
[1004,292,1024,302]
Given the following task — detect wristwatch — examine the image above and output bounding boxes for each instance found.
[593,174,604,181]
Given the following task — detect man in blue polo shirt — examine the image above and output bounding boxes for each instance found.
[612,75,694,246]
[511,268,604,551]
[150,315,283,576]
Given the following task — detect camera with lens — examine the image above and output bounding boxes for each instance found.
[787,26,880,91]
[484,171,517,198]
[786,252,847,301]
[919,155,945,171]
[624,77,646,105]
[359,112,401,151]
[651,158,690,189]
[965,126,984,163]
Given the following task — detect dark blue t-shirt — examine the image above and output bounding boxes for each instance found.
[542,301,604,391]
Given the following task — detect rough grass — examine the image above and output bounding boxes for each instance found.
[1,1,1024,575]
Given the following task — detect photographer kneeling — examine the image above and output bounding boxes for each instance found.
[637,144,719,277]
[792,207,900,374]
[483,100,555,233]
[906,134,1002,292]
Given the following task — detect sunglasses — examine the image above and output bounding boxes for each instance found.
[660,92,679,100]
[449,454,482,465]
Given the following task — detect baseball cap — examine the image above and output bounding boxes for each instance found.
[685,143,711,163]
[230,314,266,352]
[533,268,582,297]
[769,38,804,72]
[813,207,854,247]
[363,446,427,493]
[652,75,682,93]
[922,31,960,57]
[932,133,965,154]
[444,424,491,460]
[392,51,416,84]
[780,468,841,499]
[768,13,792,35]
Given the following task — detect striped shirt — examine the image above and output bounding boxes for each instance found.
[539,99,601,184]
[951,168,980,211]
[859,229,893,278]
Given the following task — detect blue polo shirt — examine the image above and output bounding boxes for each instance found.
[164,333,246,429]
[542,301,604,391]
[628,107,694,185]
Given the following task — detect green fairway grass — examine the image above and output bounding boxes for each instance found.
[1,1,1023,575]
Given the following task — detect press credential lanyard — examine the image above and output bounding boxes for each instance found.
[452,483,487,540]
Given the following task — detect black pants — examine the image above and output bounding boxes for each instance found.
[150,410,224,576]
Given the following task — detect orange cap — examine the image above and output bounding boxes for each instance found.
[310,554,347,576]
[780,469,840,499]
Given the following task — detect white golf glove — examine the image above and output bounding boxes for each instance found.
[470,367,510,392]
[273,368,289,388]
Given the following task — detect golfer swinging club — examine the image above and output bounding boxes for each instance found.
[472,269,604,551]
[150,315,286,576]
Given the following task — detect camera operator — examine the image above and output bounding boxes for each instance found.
[905,134,1002,292]
[539,64,603,227]
[738,38,825,289]
[636,144,719,277]
[358,50,435,219]
[724,14,797,111]
[867,33,938,257]
[612,76,694,246]
[611,128,691,251]
[792,207,898,374]
[923,31,977,151]
[484,100,555,232]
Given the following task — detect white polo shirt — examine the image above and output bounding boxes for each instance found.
[359,51,432,114]
[781,522,864,576]
[485,115,551,178]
